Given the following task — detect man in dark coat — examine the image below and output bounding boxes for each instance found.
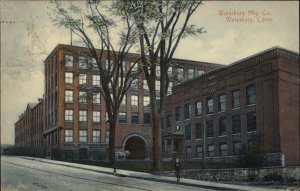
[174,157,182,182]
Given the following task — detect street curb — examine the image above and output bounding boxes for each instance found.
[19,156,286,191]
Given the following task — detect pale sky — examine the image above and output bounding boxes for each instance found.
[1,1,299,145]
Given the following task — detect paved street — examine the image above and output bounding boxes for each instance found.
[1,156,214,191]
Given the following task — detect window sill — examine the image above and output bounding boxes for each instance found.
[218,135,227,137]
[232,133,241,135]
[247,130,257,133]
[232,107,240,110]
[246,104,256,107]
[218,111,226,113]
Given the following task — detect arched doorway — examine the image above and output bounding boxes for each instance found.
[124,136,146,160]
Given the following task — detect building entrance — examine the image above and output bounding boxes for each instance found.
[124,136,146,160]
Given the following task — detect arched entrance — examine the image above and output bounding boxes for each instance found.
[124,135,147,160]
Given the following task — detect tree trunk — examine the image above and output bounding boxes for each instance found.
[108,120,116,165]
[151,98,162,171]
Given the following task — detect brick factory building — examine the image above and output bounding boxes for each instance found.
[162,47,299,166]
[15,99,44,148]
[41,44,221,160]
[14,45,299,166]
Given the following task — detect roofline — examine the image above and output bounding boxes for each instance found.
[228,46,299,67]
[44,44,223,65]
[173,46,299,88]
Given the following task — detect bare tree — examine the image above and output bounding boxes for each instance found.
[114,0,205,171]
[53,0,141,164]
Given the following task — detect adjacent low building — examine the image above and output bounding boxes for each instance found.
[162,47,299,166]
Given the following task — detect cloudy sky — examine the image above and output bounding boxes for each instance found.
[1,1,299,145]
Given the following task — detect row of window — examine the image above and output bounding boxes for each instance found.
[118,112,151,124]
[65,109,152,124]
[185,139,257,158]
[65,90,151,107]
[65,129,109,143]
[65,110,100,122]
[65,72,172,93]
[65,54,205,80]
[169,85,256,123]
[183,112,257,141]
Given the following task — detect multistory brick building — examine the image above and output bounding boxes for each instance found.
[42,44,222,160]
[15,99,44,148]
[162,47,299,166]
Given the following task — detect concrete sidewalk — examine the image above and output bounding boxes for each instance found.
[22,156,286,191]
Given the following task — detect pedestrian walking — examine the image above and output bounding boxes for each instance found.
[174,157,182,182]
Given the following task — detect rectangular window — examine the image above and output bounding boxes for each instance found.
[207,98,213,114]
[167,67,173,77]
[65,110,73,121]
[167,82,173,94]
[93,75,101,86]
[167,114,172,128]
[93,93,101,104]
[93,130,101,143]
[207,144,215,157]
[232,90,240,108]
[219,117,227,136]
[118,112,127,123]
[232,115,241,134]
[65,90,73,103]
[131,95,139,106]
[219,94,226,112]
[184,103,191,119]
[79,91,87,103]
[219,143,228,156]
[233,141,242,155]
[207,120,214,137]
[195,101,202,116]
[195,123,202,139]
[120,95,126,106]
[186,147,192,158]
[90,57,98,70]
[131,62,138,72]
[188,68,194,79]
[65,129,73,143]
[143,80,149,90]
[79,74,87,84]
[79,130,87,143]
[156,66,161,78]
[79,110,87,122]
[197,69,204,76]
[247,85,256,105]
[177,68,184,80]
[93,111,101,122]
[121,61,126,72]
[196,145,203,158]
[79,56,88,69]
[106,131,110,144]
[247,112,257,132]
[65,55,73,67]
[143,96,150,107]
[175,106,181,122]
[144,113,151,124]
[131,112,139,123]
[185,125,191,141]
[65,72,73,84]
[131,78,139,89]
[155,80,160,91]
